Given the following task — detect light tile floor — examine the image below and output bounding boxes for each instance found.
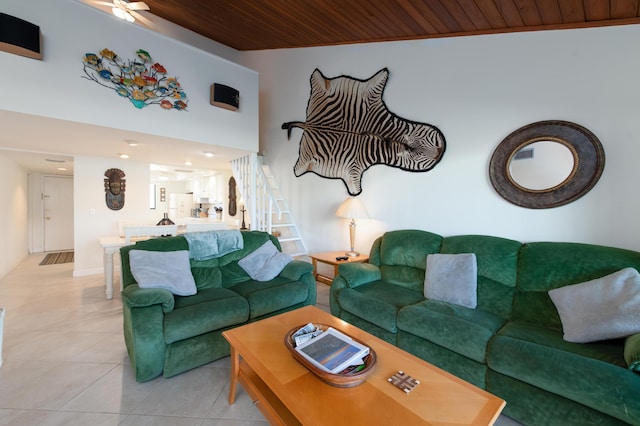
[0,254,518,425]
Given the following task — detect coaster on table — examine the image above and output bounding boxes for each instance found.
[388,370,420,394]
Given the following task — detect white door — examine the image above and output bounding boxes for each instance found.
[43,176,74,252]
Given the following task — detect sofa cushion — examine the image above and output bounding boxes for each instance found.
[338,281,424,333]
[189,266,223,290]
[217,232,286,286]
[440,235,521,319]
[121,236,188,289]
[513,242,640,330]
[486,370,631,426]
[397,331,487,388]
[379,230,443,268]
[380,265,426,294]
[215,231,280,268]
[488,321,639,423]
[183,230,243,260]
[129,249,197,296]
[376,230,443,293]
[220,262,252,286]
[229,276,309,319]
[397,299,506,363]
[238,240,293,281]
[164,288,249,344]
[424,253,477,309]
[549,267,640,343]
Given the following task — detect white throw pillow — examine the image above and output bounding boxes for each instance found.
[548,267,640,343]
[129,250,197,296]
[424,253,478,309]
[238,240,293,281]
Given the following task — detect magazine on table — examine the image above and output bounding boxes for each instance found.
[295,327,369,374]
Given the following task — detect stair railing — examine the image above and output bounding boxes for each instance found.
[231,154,307,256]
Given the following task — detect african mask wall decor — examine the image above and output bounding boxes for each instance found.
[104,168,126,210]
[228,176,237,216]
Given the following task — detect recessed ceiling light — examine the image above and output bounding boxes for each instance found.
[185,161,192,166]
[204,152,214,157]
[119,154,129,159]
[127,140,138,147]
[57,167,67,171]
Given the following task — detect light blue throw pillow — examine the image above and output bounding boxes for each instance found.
[238,240,293,281]
[424,253,478,309]
[549,267,640,343]
[129,250,197,296]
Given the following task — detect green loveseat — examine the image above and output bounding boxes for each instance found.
[120,230,316,382]
[330,229,640,425]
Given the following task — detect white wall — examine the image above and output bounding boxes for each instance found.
[2,1,639,282]
[73,157,237,276]
[0,0,258,152]
[74,156,158,275]
[0,156,29,278]
[0,0,259,279]
[242,25,640,253]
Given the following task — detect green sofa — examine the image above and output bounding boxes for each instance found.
[330,229,640,425]
[120,230,316,382]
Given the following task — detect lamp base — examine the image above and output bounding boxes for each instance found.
[346,251,359,257]
[240,208,247,230]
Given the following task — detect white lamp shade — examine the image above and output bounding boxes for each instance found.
[336,197,370,219]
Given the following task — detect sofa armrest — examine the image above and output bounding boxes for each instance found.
[279,259,314,281]
[330,263,381,317]
[625,333,640,372]
[338,262,381,288]
[122,285,175,313]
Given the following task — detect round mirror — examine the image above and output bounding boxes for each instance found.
[489,121,605,209]
[509,140,576,191]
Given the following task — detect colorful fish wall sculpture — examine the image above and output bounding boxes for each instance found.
[82,48,188,110]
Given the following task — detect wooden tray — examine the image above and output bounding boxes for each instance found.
[284,323,376,388]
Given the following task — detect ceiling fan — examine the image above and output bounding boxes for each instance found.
[81,0,154,28]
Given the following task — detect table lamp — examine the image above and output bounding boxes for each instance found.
[335,197,370,257]
[238,198,248,230]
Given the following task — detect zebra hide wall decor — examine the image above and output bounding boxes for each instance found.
[282,68,446,196]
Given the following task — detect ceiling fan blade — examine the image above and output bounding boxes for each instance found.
[131,10,155,28]
[83,0,117,7]
[127,1,150,11]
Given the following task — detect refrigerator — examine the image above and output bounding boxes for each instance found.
[168,193,194,219]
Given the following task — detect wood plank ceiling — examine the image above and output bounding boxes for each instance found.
[141,0,640,50]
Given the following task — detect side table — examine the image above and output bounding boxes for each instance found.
[309,251,369,285]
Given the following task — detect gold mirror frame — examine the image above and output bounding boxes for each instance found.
[489,121,605,209]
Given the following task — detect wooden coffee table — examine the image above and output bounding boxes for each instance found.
[222,306,505,425]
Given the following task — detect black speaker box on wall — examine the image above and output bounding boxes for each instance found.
[210,83,239,111]
[0,13,42,60]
